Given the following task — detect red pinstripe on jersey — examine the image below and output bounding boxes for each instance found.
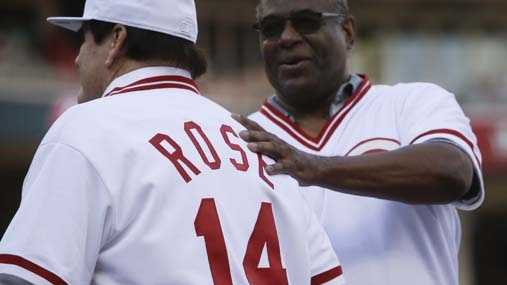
[260,77,372,151]
[105,75,200,97]
[311,265,343,285]
[0,254,68,285]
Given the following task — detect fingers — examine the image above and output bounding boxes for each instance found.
[231,113,265,132]
[238,130,275,143]
[231,113,303,180]
[241,131,291,160]
[265,162,289,175]
[247,142,282,159]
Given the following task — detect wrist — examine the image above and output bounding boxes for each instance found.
[313,155,344,188]
[306,155,329,185]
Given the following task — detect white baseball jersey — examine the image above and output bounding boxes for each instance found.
[0,67,344,285]
[249,75,485,285]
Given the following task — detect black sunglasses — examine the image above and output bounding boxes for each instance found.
[253,11,344,39]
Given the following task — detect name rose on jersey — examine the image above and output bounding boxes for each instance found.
[149,120,274,188]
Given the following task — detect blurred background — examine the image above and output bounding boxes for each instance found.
[0,0,506,284]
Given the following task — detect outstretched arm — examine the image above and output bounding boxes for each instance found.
[233,114,475,204]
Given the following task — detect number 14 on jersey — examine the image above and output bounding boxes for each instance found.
[194,198,289,285]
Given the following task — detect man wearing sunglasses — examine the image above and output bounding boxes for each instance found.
[235,0,484,284]
[0,0,348,284]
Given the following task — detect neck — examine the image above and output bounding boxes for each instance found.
[275,94,332,120]
[105,59,188,90]
[274,72,351,137]
[277,72,350,119]
[273,94,331,137]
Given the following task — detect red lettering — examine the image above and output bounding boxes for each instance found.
[149,133,201,183]
[257,154,274,190]
[195,200,287,284]
[220,125,250,172]
[243,203,288,284]
[195,198,233,285]
[185,121,222,170]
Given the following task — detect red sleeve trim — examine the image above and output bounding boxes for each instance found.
[0,254,68,285]
[311,265,343,285]
[409,128,481,167]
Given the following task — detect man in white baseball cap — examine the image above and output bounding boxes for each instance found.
[48,0,199,43]
[48,0,203,104]
[0,0,345,284]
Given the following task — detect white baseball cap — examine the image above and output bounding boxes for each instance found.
[47,0,198,43]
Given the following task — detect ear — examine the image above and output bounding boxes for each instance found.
[105,25,128,68]
[342,16,356,51]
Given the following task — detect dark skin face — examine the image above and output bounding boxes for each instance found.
[258,0,355,116]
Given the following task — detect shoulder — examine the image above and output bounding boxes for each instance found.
[370,82,458,111]
[371,82,453,97]
[247,110,283,134]
[248,111,263,121]
[42,98,117,147]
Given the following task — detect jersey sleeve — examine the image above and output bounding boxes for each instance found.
[397,83,484,210]
[305,202,345,285]
[0,142,114,285]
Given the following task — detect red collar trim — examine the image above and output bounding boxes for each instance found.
[260,77,372,151]
[105,75,200,97]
